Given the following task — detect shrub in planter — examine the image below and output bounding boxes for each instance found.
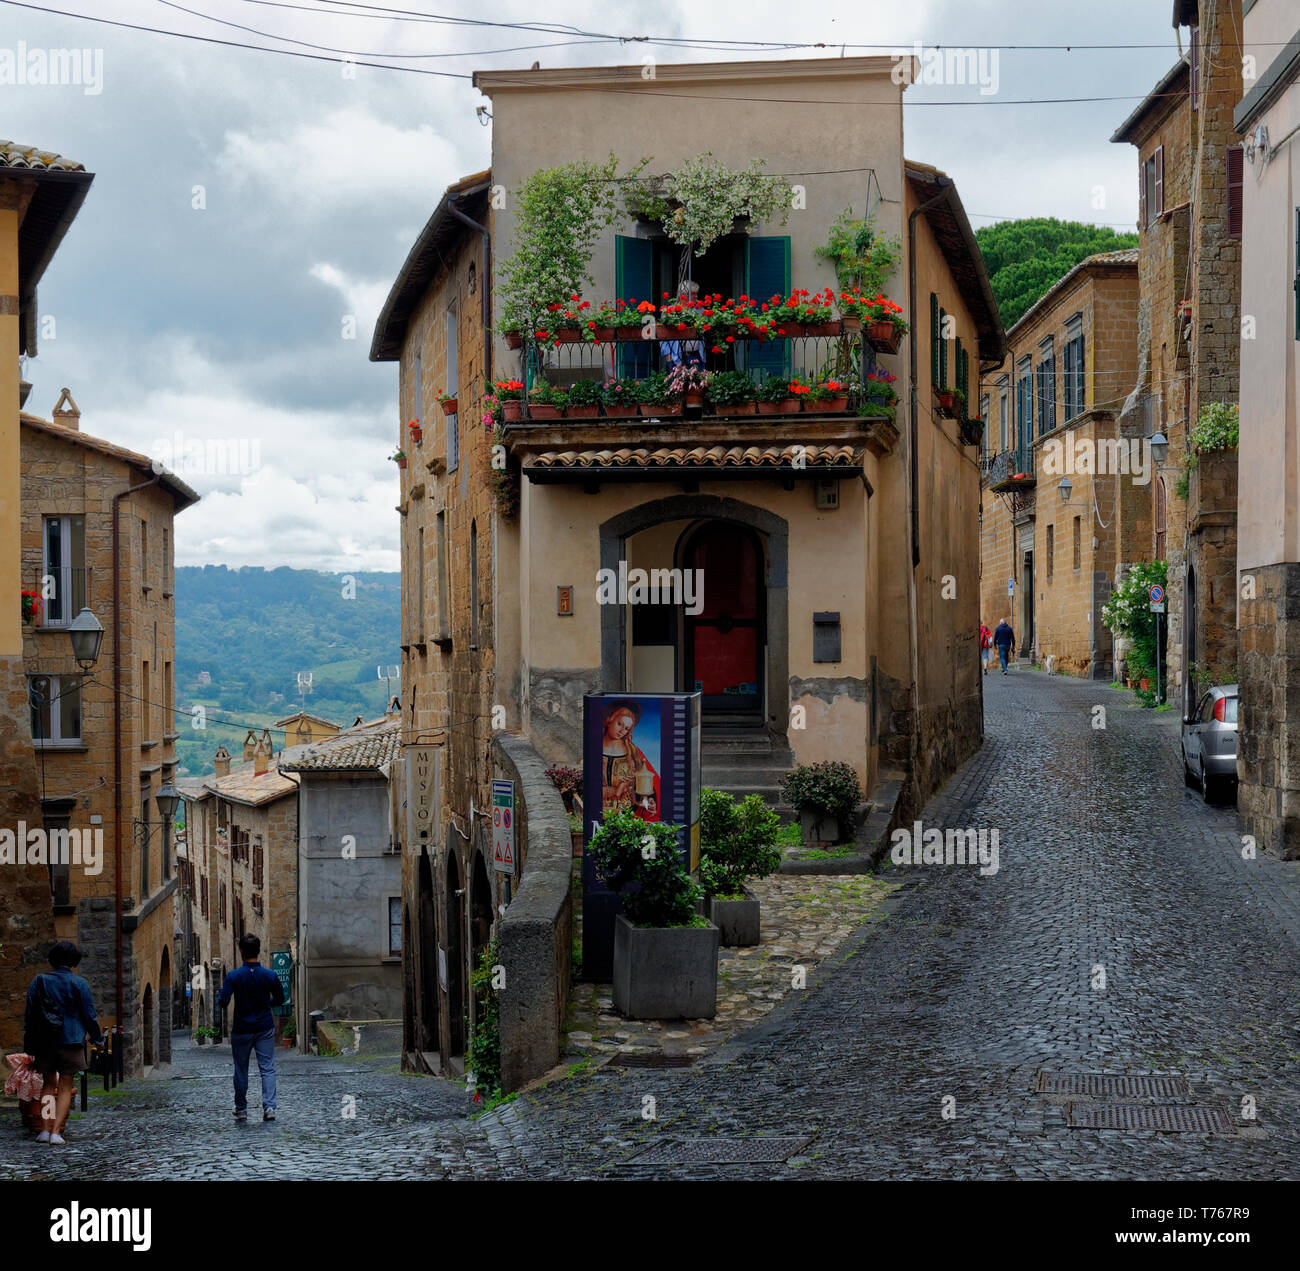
[563,378,602,418]
[699,788,782,946]
[587,812,716,1019]
[636,371,684,416]
[599,376,641,416]
[708,370,757,415]
[781,760,861,844]
[528,381,566,420]
[666,364,710,408]
[756,375,801,414]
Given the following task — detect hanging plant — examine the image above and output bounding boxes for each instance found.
[815,208,902,294]
[627,152,790,258]
[498,154,645,337]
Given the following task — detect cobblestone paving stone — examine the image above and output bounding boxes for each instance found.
[563,874,898,1063]
[7,670,1299,1180]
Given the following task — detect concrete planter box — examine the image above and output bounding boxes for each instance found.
[613,914,719,1019]
[707,888,760,947]
[799,808,844,845]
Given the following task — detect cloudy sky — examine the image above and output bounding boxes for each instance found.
[5,0,1182,571]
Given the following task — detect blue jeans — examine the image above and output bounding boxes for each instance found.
[997,645,1010,670]
[230,1027,276,1111]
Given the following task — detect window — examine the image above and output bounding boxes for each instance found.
[413,349,423,425]
[253,841,264,887]
[140,779,151,897]
[1226,145,1243,240]
[1063,317,1085,420]
[436,510,449,640]
[44,809,71,907]
[388,897,402,956]
[939,307,949,388]
[1073,516,1082,572]
[469,519,479,650]
[162,526,171,595]
[140,518,148,586]
[41,515,86,626]
[998,378,1010,452]
[980,395,990,458]
[29,673,81,744]
[1155,476,1167,559]
[930,293,940,385]
[1037,340,1056,436]
[1046,524,1054,581]
[201,874,209,917]
[142,661,151,739]
[417,525,425,644]
[1016,357,1033,455]
[1190,23,1199,111]
[445,307,459,472]
[1141,146,1164,228]
[163,662,173,736]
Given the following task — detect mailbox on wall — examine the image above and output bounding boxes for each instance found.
[580,692,702,981]
[813,611,842,663]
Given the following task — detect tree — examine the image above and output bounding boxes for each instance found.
[975,218,1138,328]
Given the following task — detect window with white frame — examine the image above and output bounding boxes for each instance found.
[29,673,82,744]
[42,515,86,626]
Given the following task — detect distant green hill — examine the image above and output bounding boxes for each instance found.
[975,218,1139,329]
[172,565,400,776]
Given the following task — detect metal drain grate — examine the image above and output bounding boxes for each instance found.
[623,1136,811,1165]
[607,1052,697,1069]
[1066,1102,1234,1133]
[1037,1072,1191,1099]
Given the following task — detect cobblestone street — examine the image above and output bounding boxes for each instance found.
[7,670,1300,1181]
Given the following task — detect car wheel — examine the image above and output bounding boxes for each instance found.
[1201,767,1217,804]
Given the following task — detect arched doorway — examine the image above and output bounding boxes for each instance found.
[444,851,466,1061]
[416,850,439,1055]
[679,521,766,725]
[158,948,172,1064]
[1185,563,1198,716]
[142,984,155,1069]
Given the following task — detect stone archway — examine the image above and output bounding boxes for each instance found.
[158,948,172,1064]
[444,850,466,1060]
[142,984,155,1068]
[600,494,789,735]
[417,850,439,1055]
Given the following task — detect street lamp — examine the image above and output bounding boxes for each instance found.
[1148,430,1169,467]
[155,780,180,822]
[1058,477,1073,504]
[67,607,103,671]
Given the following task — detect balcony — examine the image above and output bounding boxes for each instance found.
[986,447,1036,492]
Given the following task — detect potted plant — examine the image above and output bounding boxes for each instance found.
[807,378,851,413]
[494,379,525,422]
[391,448,407,470]
[583,300,623,342]
[781,760,862,846]
[563,378,602,418]
[842,292,908,354]
[757,376,802,414]
[567,810,584,858]
[636,371,683,417]
[934,385,958,418]
[699,788,782,947]
[708,370,757,416]
[587,811,717,1020]
[960,415,984,446]
[407,418,423,445]
[599,376,641,418]
[528,380,565,420]
[437,392,458,416]
[666,364,710,410]
[21,590,41,626]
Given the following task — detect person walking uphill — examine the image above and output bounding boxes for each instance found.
[24,941,102,1145]
[219,933,283,1121]
[993,618,1015,674]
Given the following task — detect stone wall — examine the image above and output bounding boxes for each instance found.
[493,731,572,1093]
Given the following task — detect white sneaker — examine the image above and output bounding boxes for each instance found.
[49,1133,66,1145]
[36,1130,50,1143]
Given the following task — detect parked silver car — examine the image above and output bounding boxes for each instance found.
[1182,684,1238,803]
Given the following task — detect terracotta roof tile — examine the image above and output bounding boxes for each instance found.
[277,716,400,772]
[0,141,85,172]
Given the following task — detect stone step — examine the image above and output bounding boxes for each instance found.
[701,766,794,788]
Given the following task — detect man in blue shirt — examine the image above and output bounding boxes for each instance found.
[218,933,284,1121]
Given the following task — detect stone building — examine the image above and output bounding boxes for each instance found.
[978,251,1141,676]
[0,140,90,1054]
[1111,0,1242,707]
[1234,0,1300,857]
[371,56,1004,1081]
[19,395,198,1074]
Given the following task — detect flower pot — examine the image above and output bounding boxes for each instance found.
[408,425,423,444]
[504,332,522,349]
[758,398,801,414]
[707,888,760,948]
[683,391,705,409]
[779,322,807,338]
[439,399,457,416]
[612,913,719,1019]
[194,1034,205,1046]
[805,320,842,337]
[395,456,407,470]
[571,829,584,858]
[799,807,843,846]
[502,400,522,422]
[616,327,646,342]
[563,404,600,419]
[934,390,957,418]
[715,401,757,416]
[590,326,617,342]
[553,328,582,343]
[867,320,903,355]
[842,316,863,334]
[638,402,683,416]
[1139,677,1151,691]
[818,396,850,413]
[528,403,563,420]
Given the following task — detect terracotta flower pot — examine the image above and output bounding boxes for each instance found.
[408,425,423,444]
[395,456,407,470]
[439,399,457,416]
[504,332,522,349]
[552,328,582,342]
[563,404,600,419]
[683,391,705,409]
[806,320,842,337]
[867,320,903,354]
[590,326,617,342]
[502,400,522,422]
[841,316,863,334]
[715,401,757,416]
[758,398,801,414]
[528,403,563,420]
[779,322,807,338]
[818,396,850,413]
[638,402,683,416]
[1139,677,1152,691]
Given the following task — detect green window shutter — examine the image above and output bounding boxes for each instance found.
[615,235,654,378]
[930,293,940,385]
[939,309,948,389]
[954,337,964,399]
[745,236,791,380]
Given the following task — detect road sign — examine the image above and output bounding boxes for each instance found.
[1148,583,1165,605]
[271,949,292,1013]
[1150,601,1166,613]
[1008,577,1015,596]
[492,778,516,875]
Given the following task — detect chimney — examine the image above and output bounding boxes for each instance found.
[51,387,81,431]
[254,731,272,776]
[213,745,231,777]
[242,729,257,762]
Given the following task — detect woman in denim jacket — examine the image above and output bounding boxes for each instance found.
[24,941,102,1144]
